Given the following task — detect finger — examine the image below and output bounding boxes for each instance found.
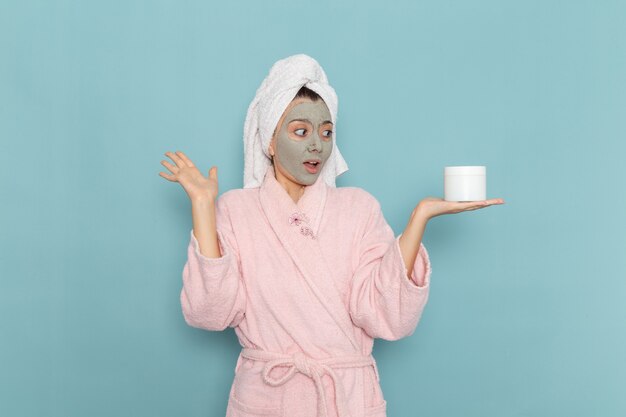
[469,200,503,210]
[208,166,218,180]
[158,171,177,182]
[165,151,185,168]
[461,201,488,211]
[455,201,485,209]
[161,160,179,173]
[481,199,505,206]
[175,150,195,168]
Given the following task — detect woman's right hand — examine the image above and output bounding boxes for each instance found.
[159,151,218,202]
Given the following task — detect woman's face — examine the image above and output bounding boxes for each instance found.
[269,97,334,186]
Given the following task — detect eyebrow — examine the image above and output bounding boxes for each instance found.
[289,118,334,126]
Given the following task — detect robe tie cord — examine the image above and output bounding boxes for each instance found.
[241,348,380,417]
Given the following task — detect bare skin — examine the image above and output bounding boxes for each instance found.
[159,151,221,258]
[159,101,506,277]
[398,197,504,281]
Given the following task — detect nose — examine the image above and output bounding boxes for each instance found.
[307,133,322,152]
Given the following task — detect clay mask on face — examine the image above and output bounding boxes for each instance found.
[273,100,334,185]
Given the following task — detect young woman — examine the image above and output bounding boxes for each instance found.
[159,54,504,417]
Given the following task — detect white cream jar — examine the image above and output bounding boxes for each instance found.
[444,166,486,202]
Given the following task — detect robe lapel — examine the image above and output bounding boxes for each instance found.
[259,167,360,351]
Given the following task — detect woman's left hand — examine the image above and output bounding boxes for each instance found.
[416,197,505,220]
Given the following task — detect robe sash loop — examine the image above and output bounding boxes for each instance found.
[241,348,379,417]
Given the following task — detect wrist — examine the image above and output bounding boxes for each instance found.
[191,196,216,206]
[412,204,430,223]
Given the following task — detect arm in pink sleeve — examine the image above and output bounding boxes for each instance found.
[180,195,246,331]
[349,195,432,341]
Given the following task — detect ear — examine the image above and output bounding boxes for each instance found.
[268,138,275,156]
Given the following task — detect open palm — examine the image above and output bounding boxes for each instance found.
[418,196,505,220]
[159,151,219,202]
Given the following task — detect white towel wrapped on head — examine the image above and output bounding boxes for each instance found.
[243,53,349,189]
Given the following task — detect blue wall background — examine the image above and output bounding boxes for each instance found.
[1,1,624,416]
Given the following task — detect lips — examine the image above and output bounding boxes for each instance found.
[303,159,321,174]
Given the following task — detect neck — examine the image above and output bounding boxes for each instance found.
[273,166,306,204]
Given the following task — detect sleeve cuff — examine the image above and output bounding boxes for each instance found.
[189,229,232,265]
[393,234,432,289]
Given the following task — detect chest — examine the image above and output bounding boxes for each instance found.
[228,197,364,300]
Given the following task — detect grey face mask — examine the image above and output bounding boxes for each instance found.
[273,100,334,185]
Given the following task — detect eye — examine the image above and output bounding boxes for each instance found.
[294,128,307,136]
[322,130,333,139]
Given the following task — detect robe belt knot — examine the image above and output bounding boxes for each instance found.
[240,348,379,417]
[292,351,322,377]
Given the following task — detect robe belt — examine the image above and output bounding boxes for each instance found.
[240,348,379,417]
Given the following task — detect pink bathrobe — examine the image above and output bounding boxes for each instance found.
[180,167,432,417]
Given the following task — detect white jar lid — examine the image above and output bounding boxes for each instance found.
[444,166,486,176]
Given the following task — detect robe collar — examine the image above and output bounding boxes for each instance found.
[258,166,360,352]
[260,166,328,238]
